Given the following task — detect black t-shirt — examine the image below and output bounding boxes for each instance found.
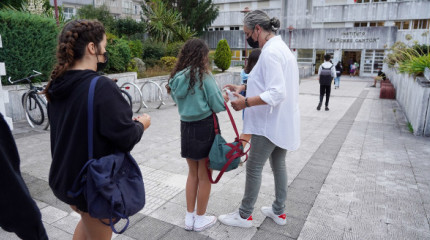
[377,70,387,80]
[47,70,144,211]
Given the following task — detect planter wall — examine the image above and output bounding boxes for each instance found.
[4,71,241,122]
[384,65,430,137]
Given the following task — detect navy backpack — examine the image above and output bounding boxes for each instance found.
[68,76,145,234]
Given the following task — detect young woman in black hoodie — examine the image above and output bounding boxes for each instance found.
[43,20,151,239]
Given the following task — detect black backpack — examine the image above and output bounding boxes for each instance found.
[319,65,333,86]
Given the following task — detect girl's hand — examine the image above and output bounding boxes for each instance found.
[223,84,245,94]
[134,114,151,130]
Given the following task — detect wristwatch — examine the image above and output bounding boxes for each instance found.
[245,97,250,107]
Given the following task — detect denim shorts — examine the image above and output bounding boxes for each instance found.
[181,114,219,161]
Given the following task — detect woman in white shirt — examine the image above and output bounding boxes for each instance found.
[219,9,300,228]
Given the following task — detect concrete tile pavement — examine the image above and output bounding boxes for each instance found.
[2,75,430,240]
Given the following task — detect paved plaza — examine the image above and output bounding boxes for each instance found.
[2,74,430,240]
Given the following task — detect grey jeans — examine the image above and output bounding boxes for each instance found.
[239,134,288,218]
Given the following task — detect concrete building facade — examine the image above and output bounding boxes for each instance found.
[204,0,430,76]
[49,0,144,21]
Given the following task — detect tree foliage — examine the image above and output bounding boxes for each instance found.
[214,39,232,72]
[77,5,115,31]
[141,0,196,44]
[162,0,218,36]
[113,17,146,38]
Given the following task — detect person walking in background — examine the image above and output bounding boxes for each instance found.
[239,49,261,147]
[334,61,343,89]
[0,113,48,240]
[219,9,300,228]
[350,61,356,77]
[317,54,336,111]
[167,39,225,232]
[354,61,360,76]
[43,20,150,239]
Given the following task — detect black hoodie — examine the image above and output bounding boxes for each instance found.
[47,70,144,211]
[0,114,48,240]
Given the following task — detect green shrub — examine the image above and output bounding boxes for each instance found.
[142,40,165,60]
[0,10,58,84]
[160,56,177,71]
[144,58,161,68]
[128,39,143,59]
[105,37,132,73]
[214,39,232,72]
[165,41,184,57]
[113,17,146,38]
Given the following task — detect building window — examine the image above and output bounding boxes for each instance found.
[297,49,313,63]
[395,21,411,30]
[230,27,239,30]
[355,0,387,3]
[355,22,384,27]
[413,19,430,29]
[122,1,133,14]
[63,7,74,20]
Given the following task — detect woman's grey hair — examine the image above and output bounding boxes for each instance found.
[244,10,281,33]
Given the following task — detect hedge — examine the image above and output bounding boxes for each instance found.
[0,10,58,84]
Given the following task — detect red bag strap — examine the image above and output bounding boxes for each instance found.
[207,102,252,184]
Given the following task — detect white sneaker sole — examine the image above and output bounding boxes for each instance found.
[184,224,193,231]
[194,217,217,232]
[219,216,252,228]
[261,207,286,226]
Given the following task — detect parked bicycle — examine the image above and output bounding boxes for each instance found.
[8,70,49,130]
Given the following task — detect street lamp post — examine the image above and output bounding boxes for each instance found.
[240,7,251,66]
[53,0,59,27]
[288,25,294,49]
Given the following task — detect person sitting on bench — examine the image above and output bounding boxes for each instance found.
[371,68,386,87]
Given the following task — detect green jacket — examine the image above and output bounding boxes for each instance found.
[169,68,225,122]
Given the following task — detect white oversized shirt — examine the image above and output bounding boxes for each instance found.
[243,36,300,150]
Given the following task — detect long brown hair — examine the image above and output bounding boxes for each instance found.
[167,39,210,94]
[244,49,261,74]
[42,20,105,101]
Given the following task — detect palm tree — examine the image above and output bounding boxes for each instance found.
[141,0,196,44]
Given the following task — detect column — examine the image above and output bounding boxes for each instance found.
[0,35,13,129]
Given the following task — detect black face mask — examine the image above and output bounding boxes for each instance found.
[247,36,259,48]
[96,51,109,72]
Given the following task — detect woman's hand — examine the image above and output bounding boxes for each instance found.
[230,92,246,111]
[134,113,151,131]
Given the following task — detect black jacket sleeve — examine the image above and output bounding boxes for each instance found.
[0,114,48,240]
[95,77,144,152]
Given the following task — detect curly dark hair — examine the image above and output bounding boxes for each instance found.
[42,20,105,101]
[244,49,261,74]
[167,38,210,94]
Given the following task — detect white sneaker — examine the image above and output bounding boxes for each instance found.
[261,206,286,225]
[194,215,217,232]
[218,211,253,228]
[184,211,195,231]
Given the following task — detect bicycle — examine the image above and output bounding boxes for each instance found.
[8,70,49,130]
